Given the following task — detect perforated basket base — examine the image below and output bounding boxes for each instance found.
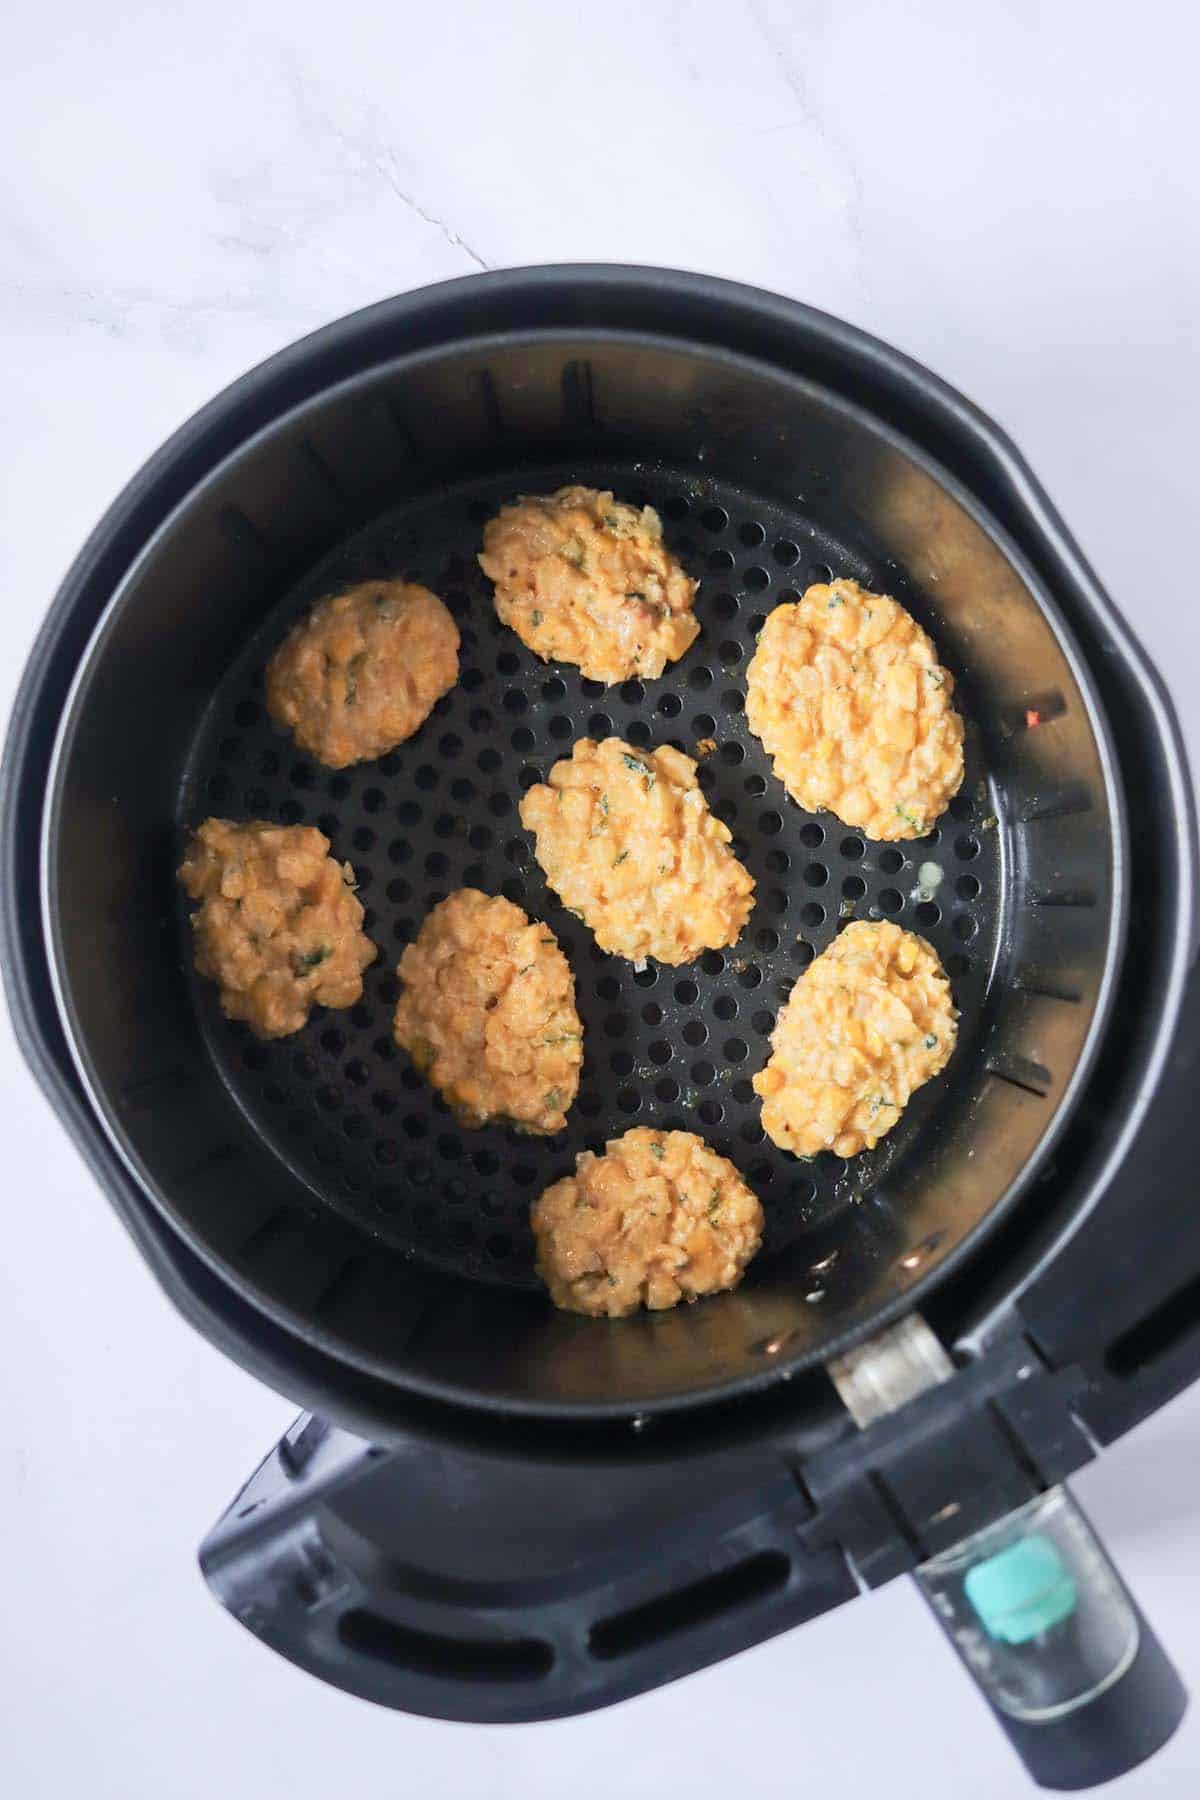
[181,462,1001,1294]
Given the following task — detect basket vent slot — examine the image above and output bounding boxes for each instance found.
[339,1609,554,1682]
[588,1549,789,1661]
[1106,1276,1200,1379]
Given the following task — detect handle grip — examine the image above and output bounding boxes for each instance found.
[200,1414,858,1724]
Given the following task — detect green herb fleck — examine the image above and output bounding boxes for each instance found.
[895,804,922,829]
[607,1274,617,1288]
[531,609,543,627]
[827,594,844,609]
[373,593,396,619]
[295,946,330,972]
[924,1033,938,1049]
[650,1143,665,1160]
[626,590,646,604]
[517,962,534,976]
[544,1087,563,1113]
[599,793,609,817]
[622,753,655,788]
[925,668,945,688]
[613,850,630,867]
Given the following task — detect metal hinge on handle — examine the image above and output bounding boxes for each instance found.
[816,1315,1186,1791]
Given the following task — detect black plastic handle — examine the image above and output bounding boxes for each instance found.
[200,1414,857,1724]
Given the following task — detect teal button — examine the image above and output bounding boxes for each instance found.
[964,1535,1078,1644]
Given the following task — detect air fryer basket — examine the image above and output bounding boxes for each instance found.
[43,312,1121,1416]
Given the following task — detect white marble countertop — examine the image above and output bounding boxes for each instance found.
[3,3,1199,1796]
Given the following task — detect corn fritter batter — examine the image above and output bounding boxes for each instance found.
[265,580,459,769]
[178,819,376,1040]
[745,578,963,839]
[532,1128,764,1317]
[478,485,700,684]
[520,737,755,965]
[754,921,957,1158]
[393,889,582,1135]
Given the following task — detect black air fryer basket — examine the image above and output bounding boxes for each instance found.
[4,269,1199,1790]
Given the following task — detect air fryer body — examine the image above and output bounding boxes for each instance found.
[4,270,1200,1747]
